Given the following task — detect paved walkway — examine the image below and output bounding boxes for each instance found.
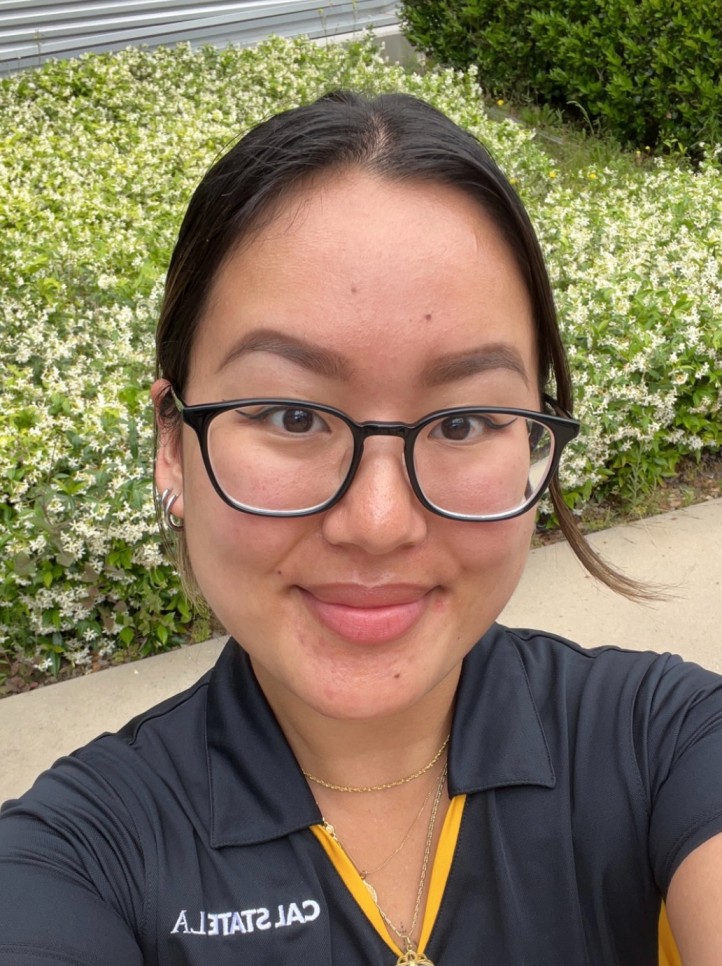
[1,499,720,803]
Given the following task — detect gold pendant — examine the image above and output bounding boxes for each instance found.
[396,951,434,965]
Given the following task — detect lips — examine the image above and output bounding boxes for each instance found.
[297,583,433,644]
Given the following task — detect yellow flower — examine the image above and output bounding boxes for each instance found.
[548,170,557,179]
[496,98,505,107]
[588,172,597,180]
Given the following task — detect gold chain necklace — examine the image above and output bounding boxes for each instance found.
[370,763,446,966]
[303,735,450,793]
[324,761,447,966]
[324,770,438,881]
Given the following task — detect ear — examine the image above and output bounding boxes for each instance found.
[151,378,185,522]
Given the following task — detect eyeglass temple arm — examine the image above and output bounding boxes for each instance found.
[543,392,573,419]
[168,386,185,412]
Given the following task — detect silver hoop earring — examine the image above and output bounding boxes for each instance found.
[160,487,184,532]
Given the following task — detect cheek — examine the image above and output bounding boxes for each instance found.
[181,450,309,589]
[449,512,535,594]
[184,506,312,638]
[186,505,307,575]
[455,517,534,642]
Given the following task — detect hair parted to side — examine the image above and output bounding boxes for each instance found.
[155,89,651,602]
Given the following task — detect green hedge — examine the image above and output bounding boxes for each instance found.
[400,0,722,150]
[1,36,720,681]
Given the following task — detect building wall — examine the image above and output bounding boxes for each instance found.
[0,0,400,75]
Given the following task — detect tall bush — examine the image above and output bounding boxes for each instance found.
[401,0,722,150]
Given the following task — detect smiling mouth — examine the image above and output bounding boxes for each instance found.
[297,584,433,645]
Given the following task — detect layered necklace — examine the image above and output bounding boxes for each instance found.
[310,737,450,966]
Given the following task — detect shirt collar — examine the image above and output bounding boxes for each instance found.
[448,623,556,795]
[206,625,555,848]
[206,641,321,848]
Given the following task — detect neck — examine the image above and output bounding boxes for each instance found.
[251,659,459,790]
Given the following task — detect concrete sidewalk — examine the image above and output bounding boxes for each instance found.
[1,499,720,803]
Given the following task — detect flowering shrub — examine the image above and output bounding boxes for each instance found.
[1,36,720,676]
[543,158,722,507]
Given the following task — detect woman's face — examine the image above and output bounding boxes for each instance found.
[155,170,539,722]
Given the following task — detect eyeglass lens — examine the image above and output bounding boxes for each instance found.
[204,403,555,518]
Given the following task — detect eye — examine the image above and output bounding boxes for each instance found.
[247,405,330,435]
[430,413,517,442]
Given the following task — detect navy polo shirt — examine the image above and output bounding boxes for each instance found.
[1,625,721,965]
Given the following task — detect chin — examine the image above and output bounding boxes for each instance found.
[303,646,462,722]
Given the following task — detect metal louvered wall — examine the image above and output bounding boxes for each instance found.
[0,1,401,74]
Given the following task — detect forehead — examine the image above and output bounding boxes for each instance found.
[188,170,536,402]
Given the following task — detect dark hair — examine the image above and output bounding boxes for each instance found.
[156,90,648,600]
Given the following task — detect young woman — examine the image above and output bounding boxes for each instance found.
[1,92,720,966]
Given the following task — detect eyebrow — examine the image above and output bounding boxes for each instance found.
[216,328,352,380]
[421,344,531,388]
[217,327,530,388]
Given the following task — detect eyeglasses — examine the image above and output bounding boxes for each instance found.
[171,392,580,522]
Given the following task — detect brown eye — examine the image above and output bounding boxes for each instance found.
[238,405,330,436]
[282,408,317,433]
[439,415,474,441]
[430,413,517,444]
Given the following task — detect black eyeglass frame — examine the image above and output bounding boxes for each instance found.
[171,390,580,522]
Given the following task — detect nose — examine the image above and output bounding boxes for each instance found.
[321,437,428,554]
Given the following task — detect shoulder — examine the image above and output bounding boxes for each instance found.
[112,665,212,764]
[485,624,722,891]
[492,624,722,753]
[466,623,722,802]
[489,622,720,702]
[1,665,214,852]
[0,665,216,963]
